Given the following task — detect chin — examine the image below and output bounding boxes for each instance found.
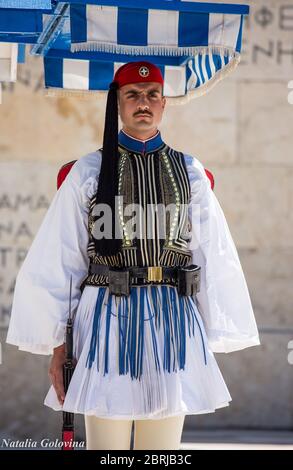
[134,120,153,128]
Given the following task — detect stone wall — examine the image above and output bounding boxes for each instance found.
[0,0,292,443]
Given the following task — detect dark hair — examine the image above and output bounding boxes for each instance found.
[93,81,122,257]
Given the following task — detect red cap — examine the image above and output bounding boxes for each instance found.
[113,61,164,89]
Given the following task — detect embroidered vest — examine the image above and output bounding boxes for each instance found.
[83,144,192,288]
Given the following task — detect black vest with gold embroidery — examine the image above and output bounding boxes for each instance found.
[83,136,192,288]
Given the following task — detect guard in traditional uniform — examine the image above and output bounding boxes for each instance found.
[7,61,260,450]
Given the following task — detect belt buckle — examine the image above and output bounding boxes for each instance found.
[147,266,163,282]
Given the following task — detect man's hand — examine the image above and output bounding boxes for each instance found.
[49,343,66,405]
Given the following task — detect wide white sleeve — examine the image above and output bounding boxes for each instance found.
[186,155,261,353]
[6,153,100,355]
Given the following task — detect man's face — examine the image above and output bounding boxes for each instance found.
[118,81,166,133]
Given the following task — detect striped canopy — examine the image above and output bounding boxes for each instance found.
[0,1,249,103]
[69,1,247,57]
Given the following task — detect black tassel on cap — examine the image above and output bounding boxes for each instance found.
[94,80,123,257]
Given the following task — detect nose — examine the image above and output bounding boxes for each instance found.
[137,93,149,108]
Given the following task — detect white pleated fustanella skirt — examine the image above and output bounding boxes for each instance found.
[44,284,232,420]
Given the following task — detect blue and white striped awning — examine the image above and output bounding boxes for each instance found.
[0,1,249,103]
[69,1,247,57]
[40,1,248,102]
[44,18,238,103]
[44,53,235,103]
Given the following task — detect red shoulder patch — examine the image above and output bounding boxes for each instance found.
[204,168,215,191]
[57,160,77,190]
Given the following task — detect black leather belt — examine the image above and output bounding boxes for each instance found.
[89,264,177,282]
[86,263,201,296]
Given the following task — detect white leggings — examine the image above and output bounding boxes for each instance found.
[85,415,185,450]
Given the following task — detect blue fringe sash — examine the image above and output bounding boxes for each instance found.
[86,285,207,379]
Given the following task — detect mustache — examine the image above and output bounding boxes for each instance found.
[133,110,153,116]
